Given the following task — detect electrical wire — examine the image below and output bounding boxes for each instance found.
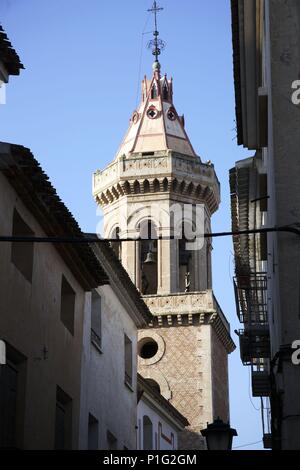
[1,224,300,244]
[233,440,262,449]
[135,12,152,108]
[248,366,261,412]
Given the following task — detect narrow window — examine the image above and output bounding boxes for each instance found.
[91,290,101,350]
[11,209,34,282]
[88,414,99,450]
[107,430,117,450]
[60,276,76,335]
[163,84,168,100]
[259,174,268,211]
[124,335,133,387]
[151,84,158,99]
[54,386,72,450]
[260,233,268,261]
[143,416,153,450]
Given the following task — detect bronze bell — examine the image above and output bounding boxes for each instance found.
[143,250,156,265]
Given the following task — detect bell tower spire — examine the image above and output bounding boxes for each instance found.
[147,1,165,72]
[93,0,235,451]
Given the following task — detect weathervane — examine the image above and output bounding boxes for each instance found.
[147,1,166,65]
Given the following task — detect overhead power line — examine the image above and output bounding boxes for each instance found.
[233,439,263,449]
[0,225,300,244]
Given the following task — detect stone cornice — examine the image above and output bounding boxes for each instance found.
[142,291,236,354]
[146,312,235,354]
[93,151,220,215]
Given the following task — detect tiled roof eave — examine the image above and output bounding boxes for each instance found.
[1,143,109,290]
[231,0,243,145]
[0,25,24,76]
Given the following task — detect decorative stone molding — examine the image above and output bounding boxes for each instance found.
[124,156,169,173]
[138,331,165,366]
[93,151,220,214]
[143,291,215,316]
[144,291,235,354]
[209,312,236,354]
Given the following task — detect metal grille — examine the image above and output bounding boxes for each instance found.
[234,274,268,325]
[238,329,270,365]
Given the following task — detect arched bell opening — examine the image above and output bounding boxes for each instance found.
[139,220,158,295]
[178,221,197,293]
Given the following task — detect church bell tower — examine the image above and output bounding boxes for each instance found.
[93,1,235,449]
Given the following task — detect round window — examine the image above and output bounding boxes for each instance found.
[167,107,176,121]
[138,338,159,359]
[147,107,158,119]
[132,111,139,124]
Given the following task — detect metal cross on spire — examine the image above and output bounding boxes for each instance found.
[147,1,166,65]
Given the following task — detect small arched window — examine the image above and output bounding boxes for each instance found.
[153,179,160,192]
[151,84,158,99]
[163,84,169,100]
[163,177,168,192]
[133,180,141,194]
[143,180,150,193]
[143,416,153,450]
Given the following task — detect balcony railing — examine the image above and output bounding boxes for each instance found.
[234,274,268,326]
[238,328,271,365]
[251,360,270,397]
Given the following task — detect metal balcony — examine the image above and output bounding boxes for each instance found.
[234,274,268,326]
[238,328,270,365]
[252,371,270,397]
[251,361,270,397]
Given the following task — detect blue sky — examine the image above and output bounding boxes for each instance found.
[0,0,263,450]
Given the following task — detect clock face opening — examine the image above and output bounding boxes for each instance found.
[147,106,159,119]
[167,108,176,121]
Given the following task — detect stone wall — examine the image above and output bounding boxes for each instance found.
[138,323,224,450]
[211,328,229,422]
[79,285,138,450]
[0,172,85,449]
